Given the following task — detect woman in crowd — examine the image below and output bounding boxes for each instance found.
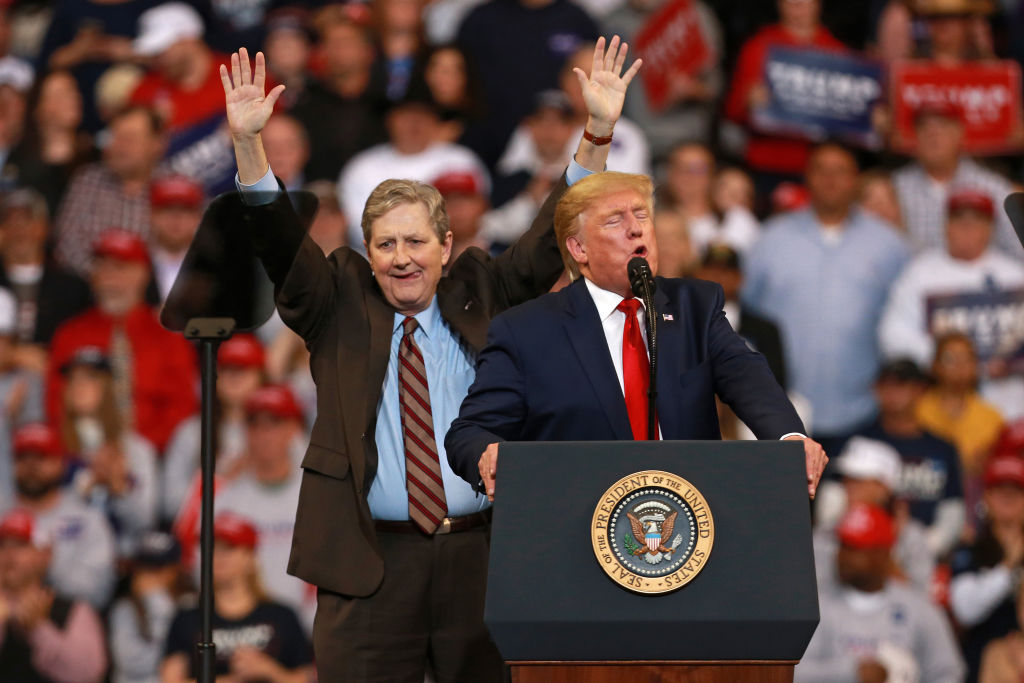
[160,514,313,683]
[60,345,158,555]
[419,44,487,149]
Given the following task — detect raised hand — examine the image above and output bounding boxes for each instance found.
[573,36,642,137]
[220,48,285,139]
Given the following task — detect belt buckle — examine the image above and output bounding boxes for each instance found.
[437,517,453,535]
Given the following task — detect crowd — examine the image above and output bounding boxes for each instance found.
[0,0,1019,680]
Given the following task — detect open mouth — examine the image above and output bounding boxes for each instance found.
[632,246,648,258]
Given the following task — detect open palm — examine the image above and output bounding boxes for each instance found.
[220,48,285,138]
[574,36,642,130]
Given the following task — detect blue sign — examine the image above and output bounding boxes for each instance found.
[754,47,885,148]
[926,288,1024,364]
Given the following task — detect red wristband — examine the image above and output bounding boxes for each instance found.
[583,129,613,146]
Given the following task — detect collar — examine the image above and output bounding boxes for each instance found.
[392,295,442,339]
[583,277,643,322]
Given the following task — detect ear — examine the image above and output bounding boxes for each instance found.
[566,233,587,267]
[440,230,453,267]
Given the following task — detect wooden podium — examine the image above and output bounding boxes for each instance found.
[485,441,819,682]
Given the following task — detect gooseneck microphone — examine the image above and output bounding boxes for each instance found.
[627,257,658,440]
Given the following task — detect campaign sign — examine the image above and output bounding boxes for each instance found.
[926,288,1024,364]
[633,0,713,113]
[892,60,1022,155]
[753,47,884,148]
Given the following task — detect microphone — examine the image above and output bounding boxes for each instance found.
[626,256,658,440]
[628,257,656,298]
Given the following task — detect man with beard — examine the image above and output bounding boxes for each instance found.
[1,423,116,609]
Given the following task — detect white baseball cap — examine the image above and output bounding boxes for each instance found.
[836,437,903,491]
[133,2,205,57]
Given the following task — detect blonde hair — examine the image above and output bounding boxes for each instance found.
[360,179,449,245]
[554,172,654,279]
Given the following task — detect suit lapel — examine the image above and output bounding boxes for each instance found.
[650,284,684,440]
[563,279,633,439]
[359,283,395,488]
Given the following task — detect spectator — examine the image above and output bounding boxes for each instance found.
[94,64,145,124]
[603,0,724,160]
[129,3,238,196]
[60,347,159,556]
[432,170,490,261]
[419,45,487,149]
[879,188,1024,418]
[35,0,141,131]
[290,4,387,183]
[8,70,95,216]
[262,8,312,110]
[916,333,1004,481]
[918,0,995,64]
[0,509,108,683]
[108,531,189,683]
[0,61,31,190]
[4,423,117,609]
[892,102,1021,257]
[723,0,846,191]
[148,175,204,303]
[980,582,1024,682]
[162,334,265,523]
[484,90,575,248]
[742,142,910,451]
[161,513,313,682]
[796,503,965,682]
[53,106,166,277]
[215,385,313,631]
[373,0,427,102]
[0,189,91,359]
[660,142,759,257]
[48,229,198,454]
[0,287,44,504]
[336,84,489,249]
[652,208,694,279]
[456,0,598,167]
[302,180,348,256]
[812,438,935,592]
[858,168,903,231]
[852,359,966,558]
[261,114,309,192]
[712,165,756,215]
[951,455,1024,682]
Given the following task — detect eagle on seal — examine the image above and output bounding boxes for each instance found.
[627,511,678,556]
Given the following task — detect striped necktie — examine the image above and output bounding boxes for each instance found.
[398,317,448,534]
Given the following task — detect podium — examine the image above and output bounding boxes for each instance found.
[485,441,819,683]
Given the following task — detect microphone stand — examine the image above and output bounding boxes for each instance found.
[628,258,658,441]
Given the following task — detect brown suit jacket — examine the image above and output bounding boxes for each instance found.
[241,176,568,597]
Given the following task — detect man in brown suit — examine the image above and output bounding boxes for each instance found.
[220,40,641,681]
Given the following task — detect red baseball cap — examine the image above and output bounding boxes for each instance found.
[993,420,1024,458]
[984,455,1024,488]
[948,187,994,218]
[244,385,303,421]
[432,171,483,197]
[0,509,34,543]
[837,503,896,550]
[219,334,265,370]
[214,513,258,549]
[93,229,150,265]
[913,100,963,125]
[771,182,810,214]
[13,423,64,458]
[150,175,204,209]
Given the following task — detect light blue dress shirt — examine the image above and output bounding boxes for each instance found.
[237,159,594,518]
[741,208,910,435]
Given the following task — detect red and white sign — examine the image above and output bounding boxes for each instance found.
[633,0,714,113]
[891,59,1023,155]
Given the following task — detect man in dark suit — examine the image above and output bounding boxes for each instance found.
[221,40,640,681]
[445,172,829,501]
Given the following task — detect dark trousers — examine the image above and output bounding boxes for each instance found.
[312,526,504,682]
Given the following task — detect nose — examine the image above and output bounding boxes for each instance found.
[393,242,411,267]
[625,213,644,238]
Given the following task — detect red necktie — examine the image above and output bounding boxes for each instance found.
[398,317,448,534]
[616,299,655,440]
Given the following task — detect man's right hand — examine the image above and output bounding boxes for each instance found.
[478,443,500,502]
[220,48,285,140]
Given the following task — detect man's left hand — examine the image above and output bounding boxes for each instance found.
[574,35,641,137]
[783,435,828,499]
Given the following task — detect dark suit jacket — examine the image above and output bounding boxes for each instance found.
[241,176,568,597]
[737,306,788,391]
[445,276,805,487]
[0,262,91,345]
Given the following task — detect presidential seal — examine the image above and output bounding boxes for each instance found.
[591,470,714,594]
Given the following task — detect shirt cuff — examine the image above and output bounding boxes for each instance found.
[235,166,279,206]
[566,158,596,186]
[779,433,807,440]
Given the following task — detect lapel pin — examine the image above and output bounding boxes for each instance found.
[662,313,674,321]
[464,301,473,311]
